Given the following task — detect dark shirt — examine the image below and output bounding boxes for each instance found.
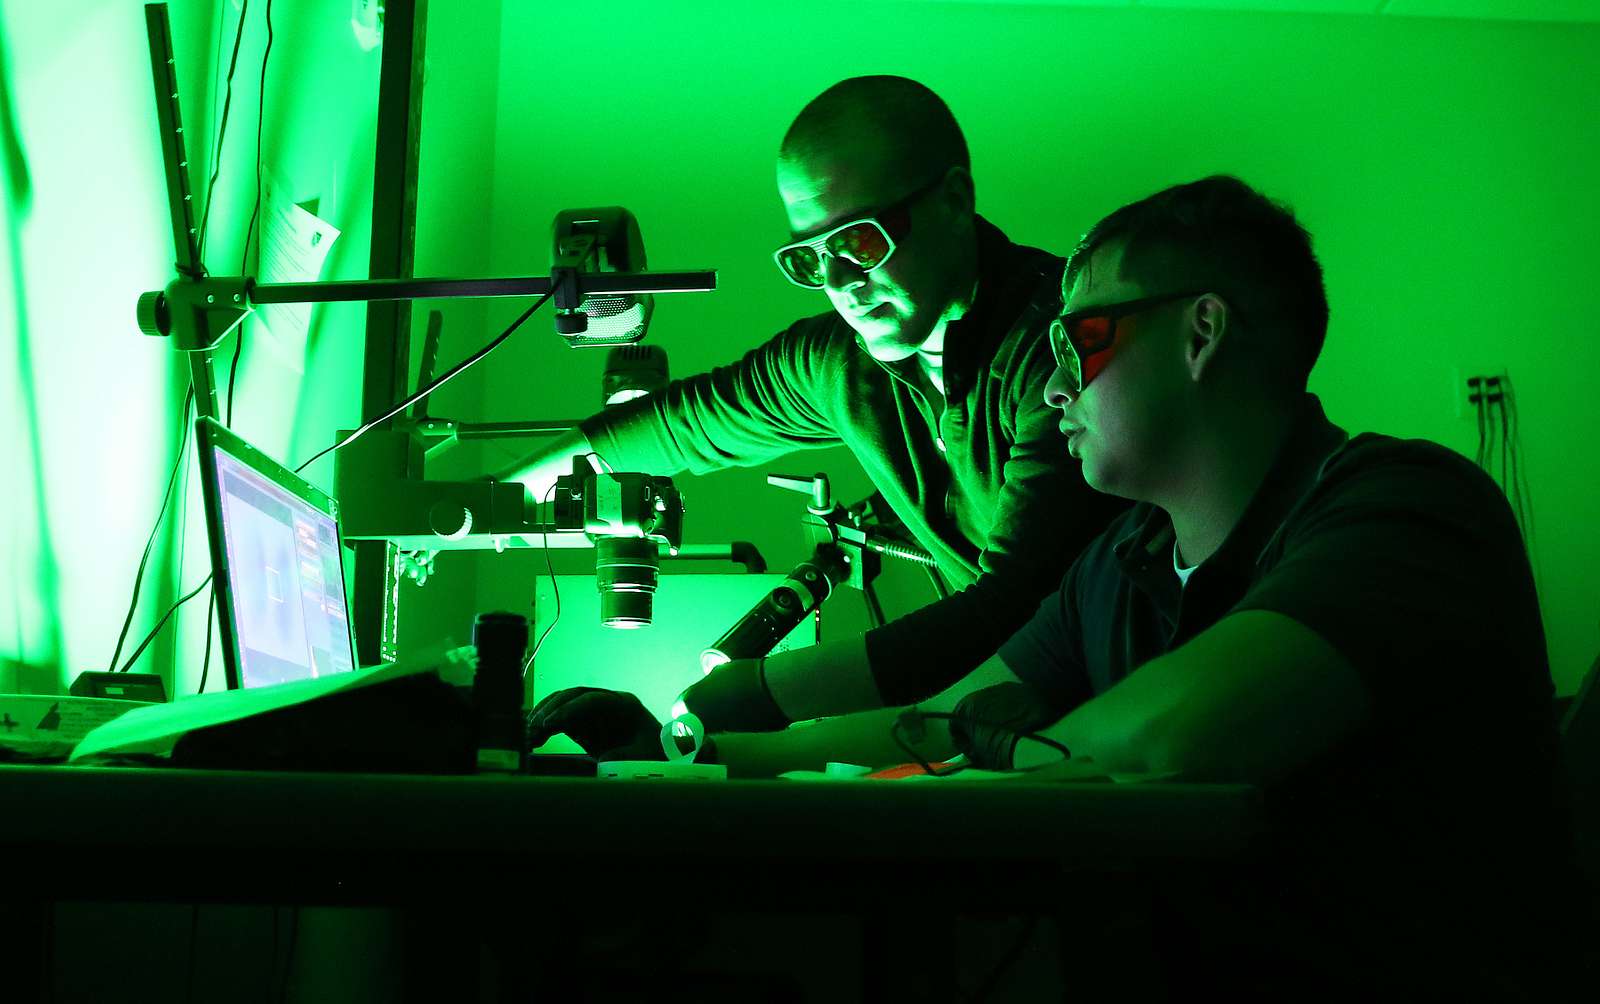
[999,395,1583,998]
[582,218,1127,704]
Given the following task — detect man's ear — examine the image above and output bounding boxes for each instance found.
[1185,294,1230,382]
[941,165,976,218]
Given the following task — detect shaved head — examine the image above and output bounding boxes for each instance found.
[780,75,970,189]
[774,77,979,362]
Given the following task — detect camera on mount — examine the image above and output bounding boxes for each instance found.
[551,458,684,629]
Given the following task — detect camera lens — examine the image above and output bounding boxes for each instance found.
[594,536,658,628]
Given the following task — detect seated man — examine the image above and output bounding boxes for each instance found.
[533,175,1589,997]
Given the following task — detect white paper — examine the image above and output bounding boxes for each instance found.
[0,694,148,759]
[255,172,341,373]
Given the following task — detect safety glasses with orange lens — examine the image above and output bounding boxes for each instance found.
[1048,290,1209,392]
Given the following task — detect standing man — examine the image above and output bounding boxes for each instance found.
[506,76,1124,726]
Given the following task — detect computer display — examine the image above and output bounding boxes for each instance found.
[196,419,357,689]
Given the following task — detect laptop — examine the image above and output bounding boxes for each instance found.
[195,417,359,690]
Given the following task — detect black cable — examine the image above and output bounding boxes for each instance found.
[226,328,244,424]
[294,287,558,475]
[890,715,965,777]
[278,907,299,1004]
[110,0,258,684]
[170,393,194,685]
[1474,380,1487,468]
[1503,375,1534,545]
[107,388,195,671]
[197,588,217,693]
[893,710,1073,776]
[1478,390,1491,479]
[962,915,1041,1004]
[918,710,1073,761]
[270,906,279,997]
[1496,383,1509,494]
[184,905,200,1004]
[117,574,212,673]
[239,0,273,276]
[196,0,249,263]
[525,483,562,674]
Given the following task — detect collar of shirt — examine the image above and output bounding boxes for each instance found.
[1111,394,1351,637]
[874,215,1054,402]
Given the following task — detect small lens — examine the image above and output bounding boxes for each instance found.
[780,246,824,287]
[1049,320,1083,390]
[1072,315,1116,354]
[830,222,891,270]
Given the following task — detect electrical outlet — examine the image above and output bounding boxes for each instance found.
[1453,365,1508,420]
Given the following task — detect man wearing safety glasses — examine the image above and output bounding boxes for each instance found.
[920,175,1577,997]
[509,76,1124,733]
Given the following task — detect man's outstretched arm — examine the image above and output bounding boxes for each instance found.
[711,656,1023,778]
[496,427,597,503]
[1017,610,1370,783]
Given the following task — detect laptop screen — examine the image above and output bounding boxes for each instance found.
[198,419,357,689]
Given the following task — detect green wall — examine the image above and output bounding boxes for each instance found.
[0,0,379,694]
[1,1,1596,698]
[428,0,1598,693]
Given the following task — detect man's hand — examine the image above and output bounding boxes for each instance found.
[526,688,663,761]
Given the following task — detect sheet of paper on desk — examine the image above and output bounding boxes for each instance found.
[69,645,473,762]
[0,694,150,759]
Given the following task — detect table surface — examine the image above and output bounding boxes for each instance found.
[1,763,1262,907]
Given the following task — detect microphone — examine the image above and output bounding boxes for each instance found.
[550,207,655,347]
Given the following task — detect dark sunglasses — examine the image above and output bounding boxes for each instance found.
[772,175,946,289]
[1048,290,1210,393]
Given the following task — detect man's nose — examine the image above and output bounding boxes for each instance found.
[1043,362,1077,410]
[822,253,867,294]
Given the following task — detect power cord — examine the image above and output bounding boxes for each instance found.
[125,0,260,686]
[239,0,273,276]
[116,575,212,673]
[1498,375,1534,550]
[1470,374,1535,551]
[274,905,298,1004]
[195,0,249,264]
[525,483,562,676]
[961,915,1041,1004]
[197,592,218,693]
[293,286,558,474]
[106,387,195,672]
[517,447,628,674]
[891,709,1072,777]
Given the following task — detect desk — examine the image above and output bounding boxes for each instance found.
[2,764,1259,904]
[2,764,1262,1001]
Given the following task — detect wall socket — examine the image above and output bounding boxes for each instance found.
[1453,365,1508,420]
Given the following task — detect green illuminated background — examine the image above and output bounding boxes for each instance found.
[2,0,1597,708]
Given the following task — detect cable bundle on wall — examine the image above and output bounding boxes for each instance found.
[1469,374,1535,553]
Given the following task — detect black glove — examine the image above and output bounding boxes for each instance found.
[525,688,663,761]
[678,659,791,734]
[948,682,1062,771]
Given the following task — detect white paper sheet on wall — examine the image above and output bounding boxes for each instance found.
[256,171,341,374]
